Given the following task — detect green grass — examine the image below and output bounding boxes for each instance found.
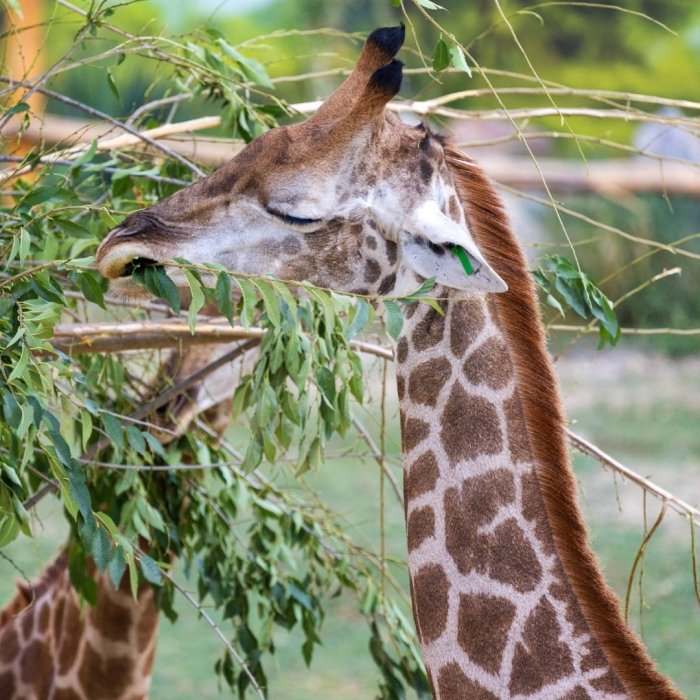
[1,354,698,698]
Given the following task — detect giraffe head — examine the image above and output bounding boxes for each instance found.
[97,26,506,298]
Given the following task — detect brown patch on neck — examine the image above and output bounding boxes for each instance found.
[444,145,682,699]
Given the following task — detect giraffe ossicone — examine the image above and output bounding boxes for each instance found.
[96,24,683,700]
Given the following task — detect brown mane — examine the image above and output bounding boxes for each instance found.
[0,551,67,629]
[444,144,682,699]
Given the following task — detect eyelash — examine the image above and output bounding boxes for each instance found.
[267,208,322,227]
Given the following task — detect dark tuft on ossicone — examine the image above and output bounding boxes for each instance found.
[367,24,406,59]
[369,59,404,97]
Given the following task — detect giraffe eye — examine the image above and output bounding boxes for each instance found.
[266,208,323,227]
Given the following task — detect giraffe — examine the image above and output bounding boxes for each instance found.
[0,552,159,700]
[94,25,684,699]
[0,341,248,699]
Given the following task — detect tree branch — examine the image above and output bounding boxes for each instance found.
[567,429,700,530]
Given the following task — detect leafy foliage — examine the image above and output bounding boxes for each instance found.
[534,255,620,348]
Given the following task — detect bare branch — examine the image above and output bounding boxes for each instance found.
[49,320,394,359]
[567,430,700,530]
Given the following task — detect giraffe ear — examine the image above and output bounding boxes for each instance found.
[400,201,508,293]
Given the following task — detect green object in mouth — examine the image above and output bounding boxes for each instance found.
[451,245,474,276]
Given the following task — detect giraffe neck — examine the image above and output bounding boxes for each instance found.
[0,551,159,700]
[397,293,633,699]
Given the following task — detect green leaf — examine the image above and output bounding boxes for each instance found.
[215,271,235,324]
[383,300,404,340]
[348,299,373,339]
[316,367,336,407]
[106,68,121,102]
[255,279,281,327]
[183,268,205,333]
[216,39,275,90]
[5,101,29,118]
[67,468,92,520]
[236,277,257,328]
[432,38,450,72]
[101,412,124,451]
[21,186,60,208]
[92,527,111,571]
[153,267,181,314]
[126,551,139,599]
[78,271,106,309]
[448,42,472,78]
[7,344,29,384]
[139,554,163,585]
[416,0,445,9]
[125,425,147,455]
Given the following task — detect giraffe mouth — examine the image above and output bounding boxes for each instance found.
[118,257,160,279]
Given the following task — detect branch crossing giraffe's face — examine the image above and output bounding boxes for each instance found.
[97,26,506,299]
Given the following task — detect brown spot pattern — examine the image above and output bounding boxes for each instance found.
[444,470,542,591]
[89,593,132,643]
[385,240,398,265]
[412,305,446,352]
[19,608,34,640]
[464,337,514,390]
[405,451,439,502]
[136,598,159,653]
[564,687,592,700]
[590,668,627,693]
[0,627,19,664]
[509,597,574,695]
[457,593,516,674]
[450,299,485,358]
[396,337,408,364]
[54,689,83,700]
[0,670,16,698]
[437,662,498,700]
[488,520,543,593]
[364,259,381,283]
[38,603,50,633]
[78,641,133,700]
[520,469,556,556]
[378,272,396,295]
[503,393,531,463]
[401,418,430,452]
[440,383,502,465]
[407,506,435,551]
[57,597,83,675]
[396,375,406,400]
[412,565,449,643]
[407,357,451,407]
[20,639,51,685]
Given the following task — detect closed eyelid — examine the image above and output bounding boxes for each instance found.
[265,207,323,226]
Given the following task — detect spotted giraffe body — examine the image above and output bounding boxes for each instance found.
[95,24,684,700]
[0,342,248,699]
[0,553,158,700]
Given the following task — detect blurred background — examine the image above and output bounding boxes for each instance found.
[1,0,699,697]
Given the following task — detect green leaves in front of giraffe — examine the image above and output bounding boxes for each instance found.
[534,255,620,348]
[226,278,367,476]
[382,276,438,341]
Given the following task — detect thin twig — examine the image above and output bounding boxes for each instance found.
[141,554,265,699]
[0,77,205,177]
[567,430,700,530]
[351,415,403,506]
